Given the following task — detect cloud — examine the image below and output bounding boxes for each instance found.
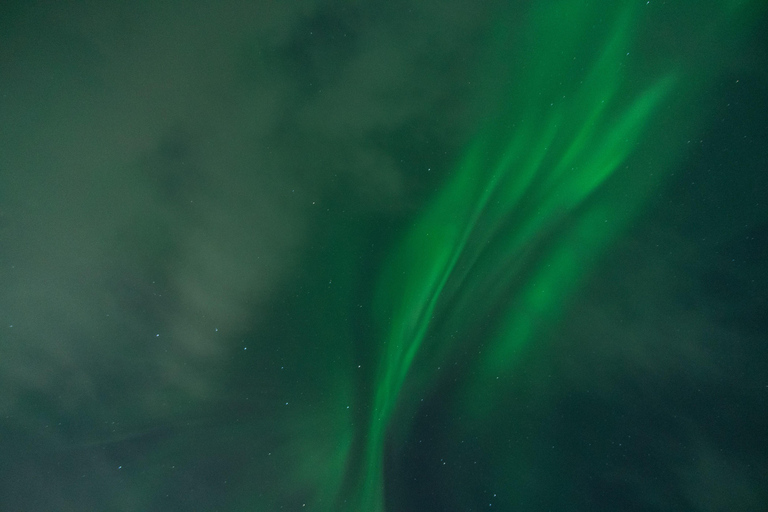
[0,0,494,447]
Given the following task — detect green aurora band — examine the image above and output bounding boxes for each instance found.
[339,1,762,510]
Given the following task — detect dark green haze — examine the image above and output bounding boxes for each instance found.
[1,1,766,511]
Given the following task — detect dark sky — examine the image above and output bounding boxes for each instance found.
[1,1,767,511]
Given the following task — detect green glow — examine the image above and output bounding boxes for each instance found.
[1,0,763,509]
[343,1,760,510]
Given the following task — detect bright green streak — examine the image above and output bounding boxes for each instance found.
[344,1,759,510]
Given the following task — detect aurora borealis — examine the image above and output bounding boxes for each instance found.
[1,1,767,511]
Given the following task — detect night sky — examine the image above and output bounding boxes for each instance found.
[1,1,767,511]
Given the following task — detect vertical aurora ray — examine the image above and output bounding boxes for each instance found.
[344,1,762,510]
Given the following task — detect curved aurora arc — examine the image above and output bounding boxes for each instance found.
[339,1,761,511]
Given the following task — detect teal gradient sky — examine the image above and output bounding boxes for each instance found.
[1,1,766,511]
